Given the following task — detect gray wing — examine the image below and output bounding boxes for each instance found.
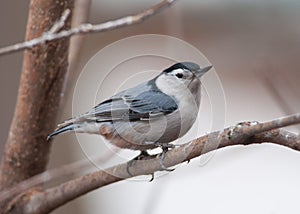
[76,90,178,123]
[90,91,178,122]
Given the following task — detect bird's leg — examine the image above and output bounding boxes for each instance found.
[158,143,175,172]
[126,142,176,180]
[133,150,151,160]
[126,150,155,181]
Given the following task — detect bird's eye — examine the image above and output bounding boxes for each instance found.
[175,73,183,78]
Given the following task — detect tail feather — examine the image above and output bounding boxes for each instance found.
[47,123,80,141]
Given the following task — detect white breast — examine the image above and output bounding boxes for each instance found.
[155,75,200,136]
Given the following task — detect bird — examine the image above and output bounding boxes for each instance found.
[48,62,212,171]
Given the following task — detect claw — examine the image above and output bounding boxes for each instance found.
[159,142,176,150]
[149,173,155,182]
[126,142,176,179]
[126,150,152,178]
[126,160,134,177]
[158,143,175,172]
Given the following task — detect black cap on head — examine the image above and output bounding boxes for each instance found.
[163,62,200,73]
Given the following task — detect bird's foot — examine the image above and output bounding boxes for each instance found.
[126,142,176,181]
[158,143,176,172]
[144,141,176,171]
[133,150,151,161]
[126,150,155,182]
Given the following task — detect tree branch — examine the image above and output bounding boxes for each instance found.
[0,0,74,192]
[48,9,71,34]
[6,113,300,213]
[66,0,91,87]
[0,0,177,56]
[0,148,119,203]
[62,0,91,104]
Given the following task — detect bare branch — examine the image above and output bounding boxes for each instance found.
[0,0,177,56]
[63,0,91,102]
[68,0,91,73]
[230,113,300,135]
[48,9,71,34]
[0,147,118,203]
[0,0,74,193]
[6,113,299,213]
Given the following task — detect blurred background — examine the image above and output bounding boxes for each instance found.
[1,0,300,213]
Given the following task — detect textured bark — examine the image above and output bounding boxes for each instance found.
[0,0,74,190]
[3,115,299,213]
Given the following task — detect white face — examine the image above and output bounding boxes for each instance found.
[163,68,196,87]
[155,68,201,100]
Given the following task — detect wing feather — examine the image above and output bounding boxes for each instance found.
[75,90,178,123]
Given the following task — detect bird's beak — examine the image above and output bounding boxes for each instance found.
[195,65,213,77]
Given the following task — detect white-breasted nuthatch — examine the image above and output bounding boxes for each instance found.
[48,62,212,170]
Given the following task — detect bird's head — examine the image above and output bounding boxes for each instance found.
[155,62,212,96]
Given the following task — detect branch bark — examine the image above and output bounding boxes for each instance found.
[0,0,74,191]
[0,0,178,211]
[0,148,118,203]
[5,114,300,213]
[0,0,176,56]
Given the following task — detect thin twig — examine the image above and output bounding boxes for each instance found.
[6,113,299,213]
[62,0,91,104]
[48,9,71,34]
[67,0,91,74]
[234,114,300,136]
[0,0,177,56]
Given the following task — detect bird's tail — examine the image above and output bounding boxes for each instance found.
[47,123,81,141]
